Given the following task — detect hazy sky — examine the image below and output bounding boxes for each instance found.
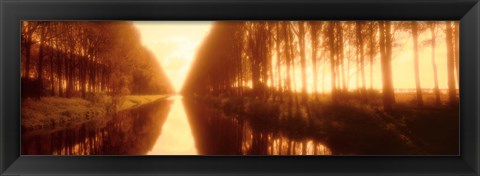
[134,21,212,92]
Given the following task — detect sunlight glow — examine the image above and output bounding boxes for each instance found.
[147,96,198,155]
[134,21,455,94]
[267,24,454,93]
[134,21,212,92]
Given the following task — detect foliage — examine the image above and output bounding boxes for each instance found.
[20,21,174,101]
[183,21,459,110]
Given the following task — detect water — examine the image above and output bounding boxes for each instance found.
[21,96,331,155]
[147,96,197,155]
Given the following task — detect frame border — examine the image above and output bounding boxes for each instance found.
[1,0,479,175]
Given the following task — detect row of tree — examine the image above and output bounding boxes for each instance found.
[21,21,173,99]
[182,21,459,110]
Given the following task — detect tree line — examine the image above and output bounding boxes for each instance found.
[21,21,173,100]
[182,21,459,111]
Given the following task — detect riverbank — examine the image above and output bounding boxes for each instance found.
[188,94,458,155]
[21,95,169,132]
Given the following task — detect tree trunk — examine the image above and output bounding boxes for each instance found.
[284,24,293,103]
[298,22,308,102]
[411,22,423,106]
[23,23,38,78]
[57,46,63,97]
[310,22,319,98]
[65,50,70,97]
[250,31,260,97]
[267,25,275,99]
[24,41,32,78]
[68,48,75,98]
[337,23,347,92]
[379,21,395,111]
[276,23,283,101]
[81,54,87,98]
[430,23,441,105]
[453,21,459,89]
[49,46,55,96]
[37,28,45,81]
[369,24,375,90]
[328,22,337,102]
[356,22,366,94]
[289,29,299,105]
[445,21,457,105]
[359,24,366,91]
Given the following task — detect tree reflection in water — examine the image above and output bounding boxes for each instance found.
[183,98,332,155]
[22,97,332,155]
[21,100,172,155]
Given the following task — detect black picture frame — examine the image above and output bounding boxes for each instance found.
[1,0,479,175]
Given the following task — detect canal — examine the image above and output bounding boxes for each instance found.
[21,95,331,155]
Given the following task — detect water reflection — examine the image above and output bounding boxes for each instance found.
[147,96,197,155]
[22,96,332,155]
[183,98,332,155]
[21,100,172,155]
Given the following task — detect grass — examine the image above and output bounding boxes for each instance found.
[22,94,169,132]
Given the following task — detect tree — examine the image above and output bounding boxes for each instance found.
[21,21,173,100]
[365,22,378,90]
[21,21,40,78]
[355,21,366,92]
[379,21,395,111]
[308,22,322,98]
[36,22,47,97]
[453,21,459,88]
[445,21,457,105]
[428,22,441,105]
[411,21,424,106]
[327,22,338,102]
[294,22,308,101]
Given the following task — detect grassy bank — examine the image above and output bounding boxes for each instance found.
[190,93,458,155]
[22,95,169,132]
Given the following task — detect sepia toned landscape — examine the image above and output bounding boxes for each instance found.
[21,21,459,155]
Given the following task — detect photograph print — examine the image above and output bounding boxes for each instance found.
[21,21,459,155]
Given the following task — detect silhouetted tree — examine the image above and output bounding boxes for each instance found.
[379,21,395,111]
[411,21,424,106]
[428,22,441,105]
[21,21,173,100]
[445,21,457,105]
